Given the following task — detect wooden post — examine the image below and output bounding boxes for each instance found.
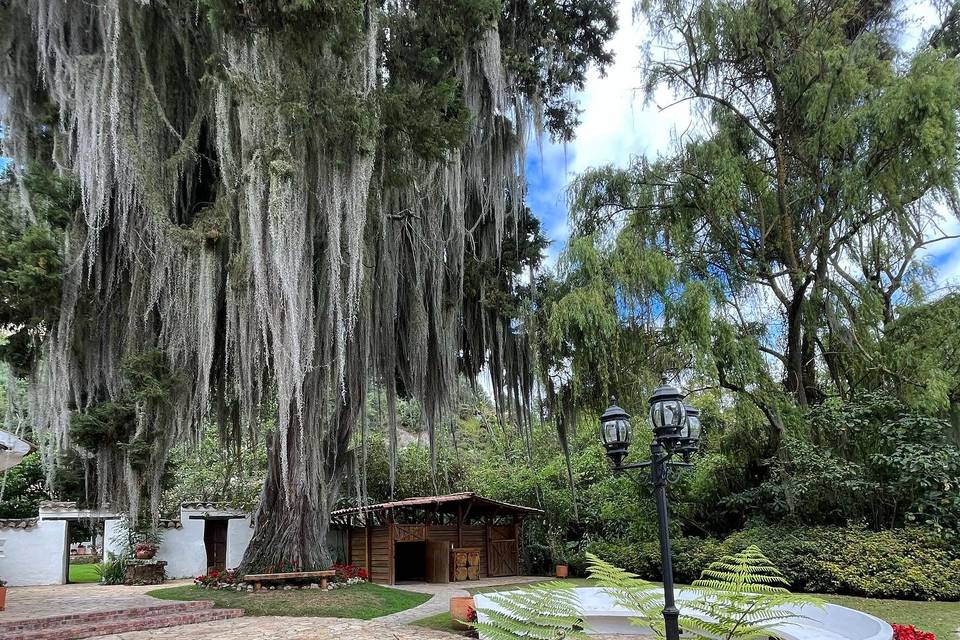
[365,525,372,579]
[513,514,520,576]
[388,510,396,585]
[485,516,493,578]
[346,517,353,565]
[457,503,464,548]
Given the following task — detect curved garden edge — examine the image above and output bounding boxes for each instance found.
[145,582,431,620]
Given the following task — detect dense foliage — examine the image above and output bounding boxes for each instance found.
[0,165,76,376]
[526,0,960,595]
[0,452,48,518]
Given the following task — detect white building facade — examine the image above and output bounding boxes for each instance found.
[0,501,255,586]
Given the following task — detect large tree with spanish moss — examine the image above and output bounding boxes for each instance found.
[0,0,615,571]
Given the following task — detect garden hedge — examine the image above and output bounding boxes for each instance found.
[585,525,960,601]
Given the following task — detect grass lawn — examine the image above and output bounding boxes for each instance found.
[68,563,101,584]
[410,611,473,636]
[459,578,960,639]
[145,582,431,620]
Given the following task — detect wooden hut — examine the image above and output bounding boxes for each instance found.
[332,492,542,585]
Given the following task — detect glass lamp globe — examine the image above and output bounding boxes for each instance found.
[679,405,702,451]
[599,399,632,468]
[649,381,686,440]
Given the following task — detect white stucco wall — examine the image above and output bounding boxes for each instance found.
[106,507,255,579]
[226,516,253,570]
[103,518,124,559]
[157,518,208,578]
[0,519,68,586]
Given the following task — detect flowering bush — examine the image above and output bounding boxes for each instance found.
[331,562,368,583]
[893,624,936,640]
[194,569,237,589]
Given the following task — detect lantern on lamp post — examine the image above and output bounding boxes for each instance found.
[599,381,702,640]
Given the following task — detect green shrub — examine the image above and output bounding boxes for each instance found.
[816,528,960,600]
[96,555,127,585]
[587,525,960,601]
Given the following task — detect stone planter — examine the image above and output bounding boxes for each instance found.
[555,564,569,578]
[450,595,476,630]
[124,559,167,585]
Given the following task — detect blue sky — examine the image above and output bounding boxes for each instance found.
[524,0,960,286]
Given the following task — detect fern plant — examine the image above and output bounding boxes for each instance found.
[473,580,588,640]
[476,548,823,640]
[682,545,824,640]
[584,552,665,634]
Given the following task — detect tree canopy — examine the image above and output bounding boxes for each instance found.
[0,0,616,571]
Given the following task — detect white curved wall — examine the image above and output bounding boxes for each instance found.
[475,587,893,640]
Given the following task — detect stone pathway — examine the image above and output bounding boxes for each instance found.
[0,580,194,622]
[378,575,544,624]
[92,616,460,639]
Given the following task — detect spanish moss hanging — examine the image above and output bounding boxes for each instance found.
[0,0,617,570]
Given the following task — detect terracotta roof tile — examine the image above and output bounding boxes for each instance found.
[0,517,38,529]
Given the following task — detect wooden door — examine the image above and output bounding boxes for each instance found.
[488,540,518,576]
[487,525,518,577]
[204,520,228,572]
[424,540,450,584]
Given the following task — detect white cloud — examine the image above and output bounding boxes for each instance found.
[526,1,694,265]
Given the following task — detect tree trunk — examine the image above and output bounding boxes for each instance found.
[784,291,809,406]
[238,425,339,573]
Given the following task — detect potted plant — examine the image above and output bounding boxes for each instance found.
[548,533,572,578]
[450,595,476,630]
[134,542,158,559]
[0,577,7,611]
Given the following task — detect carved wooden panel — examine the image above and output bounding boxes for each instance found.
[393,523,426,542]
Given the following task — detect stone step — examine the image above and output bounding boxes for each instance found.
[0,600,215,633]
[6,606,244,640]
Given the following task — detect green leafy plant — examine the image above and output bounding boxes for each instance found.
[477,549,820,639]
[473,580,588,640]
[584,553,664,633]
[683,546,824,640]
[96,554,128,585]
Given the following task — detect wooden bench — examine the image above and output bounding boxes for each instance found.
[244,569,337,592]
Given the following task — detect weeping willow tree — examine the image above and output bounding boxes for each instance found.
[0,0,615,571]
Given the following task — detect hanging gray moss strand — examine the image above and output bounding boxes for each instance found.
[0,0,617,571]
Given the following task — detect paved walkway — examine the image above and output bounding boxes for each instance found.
[378,575,544,624]
[93,616,460,639]
[0,580,194,621]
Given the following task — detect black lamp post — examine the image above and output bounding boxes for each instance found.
[599,383,702,640]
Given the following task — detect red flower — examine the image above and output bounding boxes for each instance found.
[893,624,936,640]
